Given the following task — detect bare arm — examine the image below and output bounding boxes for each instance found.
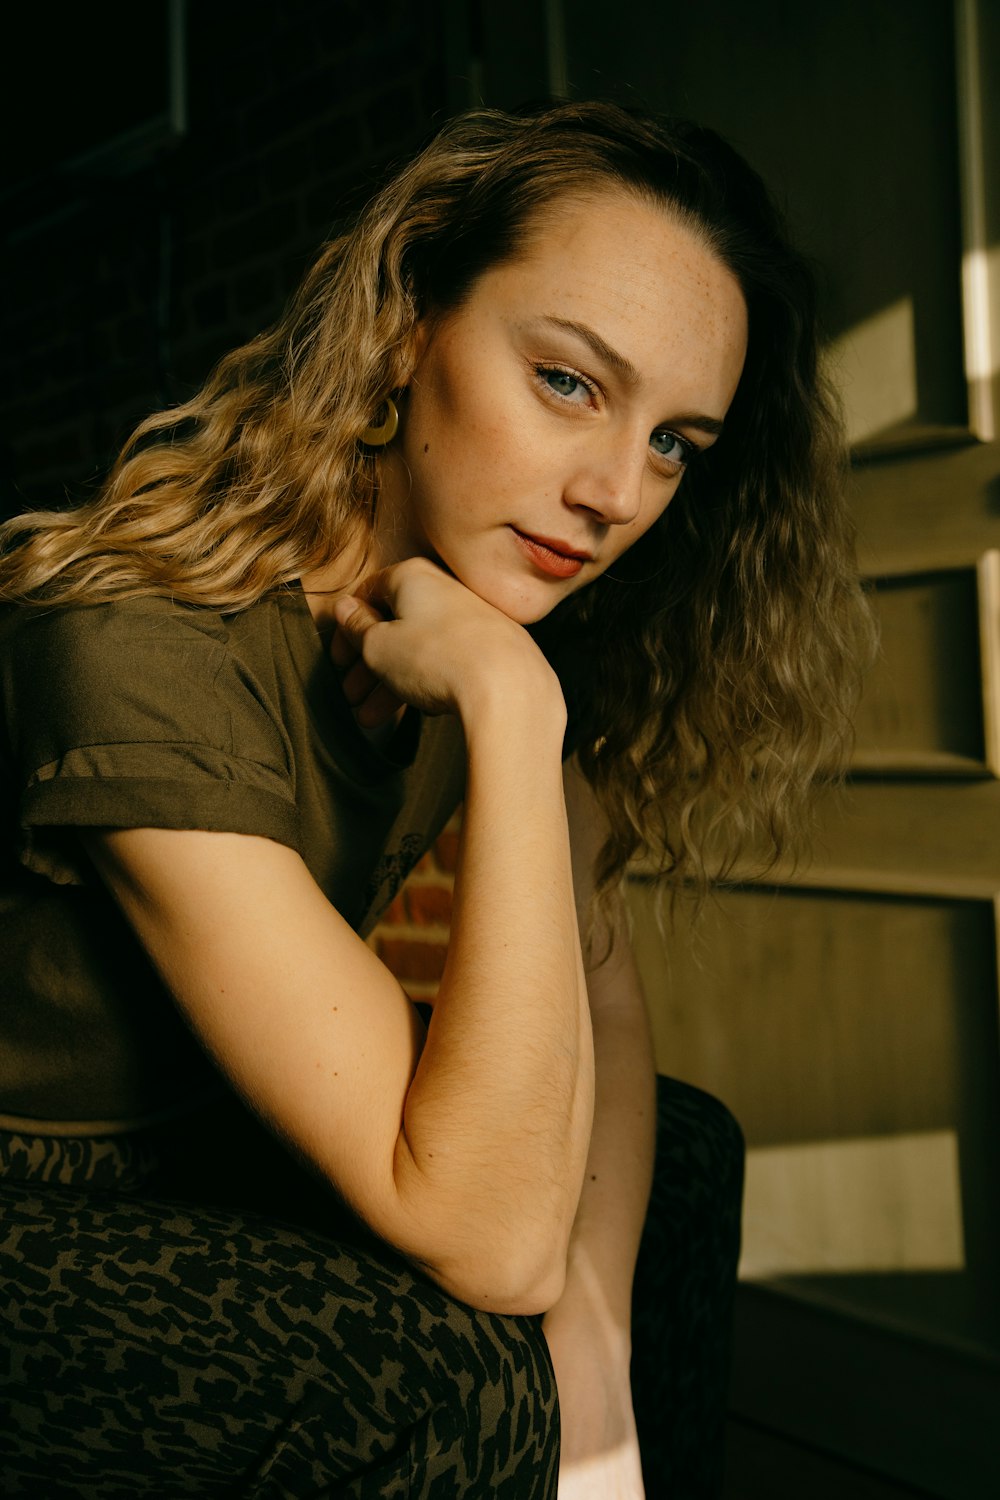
[86,560,594,1315]
[542,757,657,1497]
[556,758,656,1332]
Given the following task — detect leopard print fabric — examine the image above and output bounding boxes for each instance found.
[0,1129,159,1192]
[1,1077,743,1498]
[632,1079,745,1499]
[0,1188,559,1498]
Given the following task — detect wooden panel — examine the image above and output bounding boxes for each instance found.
[724,1417,934,1500]
[628,882,1000,1352]
[630,886,996,1146]
[741,1130,964,1276]
[851,439,1000,575]
[853,564,989,774]
[627,779,1000,899]
[800,780,1000,899]
[563,0,967,440]
[957,0,1000,440]
[729,1284,1000,1500]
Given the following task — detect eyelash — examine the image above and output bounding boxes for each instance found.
[532,364,698,471]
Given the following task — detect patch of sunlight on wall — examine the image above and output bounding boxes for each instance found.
[963,244,1000,439]
[825,296,918,445]
[739,1129,965,1279]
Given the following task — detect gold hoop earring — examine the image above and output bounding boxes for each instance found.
[360,396,399,447]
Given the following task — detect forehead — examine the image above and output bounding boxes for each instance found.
[504,186,733,309]
[469,187,748,401]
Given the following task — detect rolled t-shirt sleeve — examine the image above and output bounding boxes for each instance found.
[2,597,302,886]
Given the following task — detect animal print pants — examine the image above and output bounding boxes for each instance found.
[0,1077,744,1498]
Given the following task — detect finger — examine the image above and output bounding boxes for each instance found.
[357,555,447,615]
[341,658,382,708]
[330,594,386,647]
[328,625,359,671]
[355,681,405,730]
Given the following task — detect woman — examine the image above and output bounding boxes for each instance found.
[0,101,869,1497]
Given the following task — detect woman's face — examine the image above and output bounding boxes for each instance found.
[376,187,748,624]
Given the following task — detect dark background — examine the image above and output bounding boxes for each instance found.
[1,0,455,522]
[2,0,971,525]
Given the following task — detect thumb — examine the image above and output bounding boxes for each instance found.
[330,593,387,647]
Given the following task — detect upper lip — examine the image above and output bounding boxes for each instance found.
[511,526,594,562]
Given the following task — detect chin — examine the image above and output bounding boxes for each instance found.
[461,571,569,626]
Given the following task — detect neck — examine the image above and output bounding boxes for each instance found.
[299,531,372,637]
[299,530,411,748]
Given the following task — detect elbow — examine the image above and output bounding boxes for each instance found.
[386,1139,574,1314]
[423,1233,569,1316]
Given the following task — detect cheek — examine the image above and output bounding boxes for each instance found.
[410,374,505,482]
[615,482,677,550]
[405,351,560,525]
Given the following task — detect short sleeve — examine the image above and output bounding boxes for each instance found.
[1,598,302,886]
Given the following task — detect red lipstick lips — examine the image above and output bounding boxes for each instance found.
[509,527,592,580]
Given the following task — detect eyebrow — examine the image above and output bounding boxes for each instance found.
[534,315,727,438]
[539,315,642,386]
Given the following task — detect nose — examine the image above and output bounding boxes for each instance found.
[562,430,646,528]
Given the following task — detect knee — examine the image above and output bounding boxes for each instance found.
[443,1303,558,1432]
[235,1241,560,1494]
[633,1079,746,1328]
[653,1074,745,1213]
[656,1073,744,1163]
[419,1303,559,1496]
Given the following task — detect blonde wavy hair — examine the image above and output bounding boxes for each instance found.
[0,101,873,900]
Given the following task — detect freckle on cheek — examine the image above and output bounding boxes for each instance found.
[423,443,430,454]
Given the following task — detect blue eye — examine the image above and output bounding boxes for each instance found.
[536,366,594,403]
[547,371,580,396]
[650,429,695,468]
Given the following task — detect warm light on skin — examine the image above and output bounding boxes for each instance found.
[305,188,748,628]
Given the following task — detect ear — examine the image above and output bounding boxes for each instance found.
[392,316,434,391]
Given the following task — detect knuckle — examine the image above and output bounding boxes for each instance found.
[360,619,389,663]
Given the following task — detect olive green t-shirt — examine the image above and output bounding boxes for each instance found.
[0,586,465,1134]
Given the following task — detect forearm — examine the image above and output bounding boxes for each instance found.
[547,971,656,1344]
[319,568,595,1308]
[540,956,655,1492]
[394,684,595,1307]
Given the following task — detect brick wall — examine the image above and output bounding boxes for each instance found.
[2,0,462,992]
[2,1,450,516]
[370,811,461,1002]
